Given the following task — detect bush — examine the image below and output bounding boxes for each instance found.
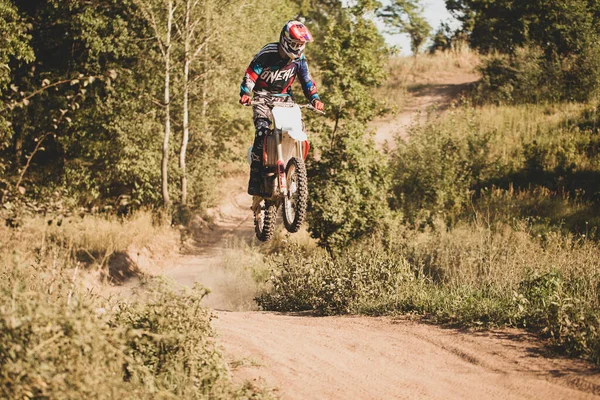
[258,221,600,363]
[0,264,131,399]
[307,121,390,251]
[517,269,600,363]
[114,281,258,398]
[0,270,268,398]
[474,45,600,104]
[0,217,269,399]
[390,111,497,225]
[256,242,417,315]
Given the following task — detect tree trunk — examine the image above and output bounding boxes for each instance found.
[14,127,23,168]
[201,3,211,148]
[161,0,174,209]
[180,0,191,206]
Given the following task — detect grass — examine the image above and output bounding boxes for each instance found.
[0,212,272,399]
[392,101,600,232]
[2,211,178,284]
[257,220,600,364]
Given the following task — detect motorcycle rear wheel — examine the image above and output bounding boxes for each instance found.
[283,157,308,233]
[254,199,278,242]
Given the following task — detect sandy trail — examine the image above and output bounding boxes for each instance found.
[215,313,600,400]
[163,176,258,311]
[158,70,600,399]
[370,72,479,149]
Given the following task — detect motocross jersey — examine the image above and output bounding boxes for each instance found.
[240,43,320,102]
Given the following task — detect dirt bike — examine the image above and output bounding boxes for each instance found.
[244,93,324,242]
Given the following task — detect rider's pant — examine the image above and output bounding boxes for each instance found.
[248,103,272,194]
[248,97,289,194]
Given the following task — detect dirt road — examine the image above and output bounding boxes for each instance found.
[370,72,479,149]
[159,64,600,399]
[216,312,600,399]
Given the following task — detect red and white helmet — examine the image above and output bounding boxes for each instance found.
[280,20,313,60]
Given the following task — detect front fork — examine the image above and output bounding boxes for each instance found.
[275,129,287,197]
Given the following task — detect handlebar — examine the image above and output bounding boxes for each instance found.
[242,98,325,115]
[242,91,325,115]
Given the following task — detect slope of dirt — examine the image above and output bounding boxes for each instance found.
[163,174,259,311]
[215,313,600,400]
[164,175,600,399]
[370,72,479,149]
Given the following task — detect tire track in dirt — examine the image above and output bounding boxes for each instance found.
[215,313,600,400]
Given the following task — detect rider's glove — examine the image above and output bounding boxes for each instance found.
[312,99,324,111]
[240,94,252,105]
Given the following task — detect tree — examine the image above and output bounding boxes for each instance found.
[379,0,431,55]
[447,0,600,101]
[428,22,453,53]
[0,0,33,183]
[1,0,297,210]
[308,122,390,251]
[445,0,600,57]
[177,0,251,206]
[4,1,164,204]
[137,0,177,208]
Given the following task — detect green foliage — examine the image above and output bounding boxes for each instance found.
[315,7,388,123]
[517,270,600,362]
[0,266,131,399]
[391,110,497,225]
[256,242,415,315]
[389,100,600,233]
[300,3,391,251]
[258,221,600,363]
[0,0,33,177]
[0,0,33,89]
[0,0,296,210]
[450,0,600,102]
[428,22,453,53]
[114,282,257,398]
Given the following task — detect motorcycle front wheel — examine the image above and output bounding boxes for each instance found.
[283,157,308,233]
[254,198,278,242]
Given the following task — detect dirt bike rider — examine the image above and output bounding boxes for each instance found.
[240,20,324,196]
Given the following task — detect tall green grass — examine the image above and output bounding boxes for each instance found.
[392,102,600,233]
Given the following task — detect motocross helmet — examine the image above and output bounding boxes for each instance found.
[279,20,313,60]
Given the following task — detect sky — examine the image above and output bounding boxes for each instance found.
[380,0,459,55]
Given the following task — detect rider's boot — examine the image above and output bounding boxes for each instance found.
[248,134,264,196]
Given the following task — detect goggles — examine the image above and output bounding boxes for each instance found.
[287,39,306,50]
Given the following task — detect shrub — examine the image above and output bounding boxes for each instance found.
[390,111,497,225]
[474,45,600,104]
[307,121,390,251]
[114,281,258,398]
[0,264,131,399]
[0,216,269,399]
[256,242,416,315]
[258,221,600,363]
